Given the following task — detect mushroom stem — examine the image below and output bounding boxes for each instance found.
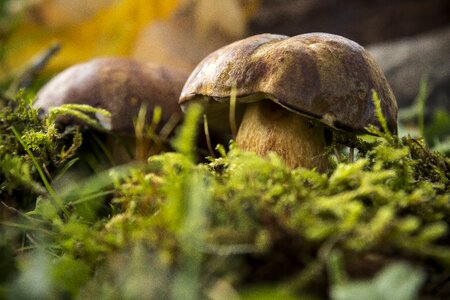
[236,100,328,171]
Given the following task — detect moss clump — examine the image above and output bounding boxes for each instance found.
[0,89,448,299]
[0,92,83,208]
[1,101,446,299]
[107,134,449,297]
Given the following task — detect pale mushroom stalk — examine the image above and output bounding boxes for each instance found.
[236,100,328,170]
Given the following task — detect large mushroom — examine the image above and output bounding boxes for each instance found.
[180,33,398,170]
[34,57,189,161]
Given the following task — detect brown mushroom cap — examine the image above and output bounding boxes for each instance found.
[180,33,398,135]
[35,57,188,135]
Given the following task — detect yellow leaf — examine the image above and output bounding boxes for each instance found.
[2,0,180,78]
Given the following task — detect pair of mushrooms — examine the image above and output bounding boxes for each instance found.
[35,33,397,170]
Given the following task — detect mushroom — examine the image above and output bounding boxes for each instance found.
[34,57,189,161]
[35,57,187,134]
[179,33,398,170]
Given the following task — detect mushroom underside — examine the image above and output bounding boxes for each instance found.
[235,100,329,171]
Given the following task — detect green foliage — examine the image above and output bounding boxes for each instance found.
[0,92,114,208]
[398,78,450,155]
[425,109,450,154]
[331,262,425,300]
[48,104,111,131]
[0,93,80,204]
[239,285,301,300]
[6,112,447,298]
[171,103,203,160]
[371,89,393,142]
[0,89,449,299]
[0,153,44,195]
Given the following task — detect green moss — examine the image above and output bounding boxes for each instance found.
[0,90,449,299]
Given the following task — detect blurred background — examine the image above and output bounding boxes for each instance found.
[0,0,449,151]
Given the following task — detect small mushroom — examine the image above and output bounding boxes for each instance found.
[35,57,188,135]
[34,57,189,161]
[180,33,398,170]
